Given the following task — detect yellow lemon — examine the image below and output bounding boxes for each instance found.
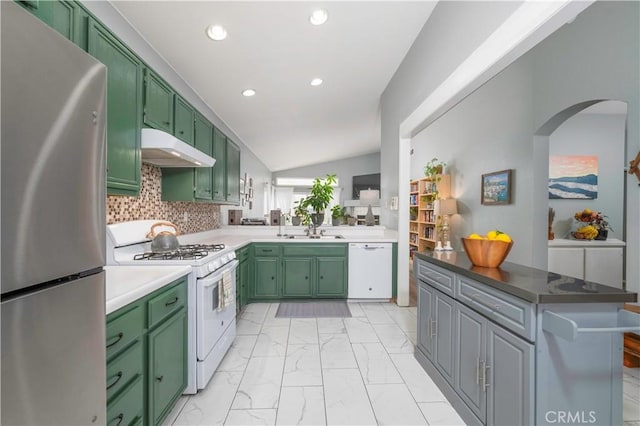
[583,208,592,214]
[468,233,483,240]
[496,233,512,243]
[486,230,498,240]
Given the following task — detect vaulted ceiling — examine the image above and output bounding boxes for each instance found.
[112,1,437,171]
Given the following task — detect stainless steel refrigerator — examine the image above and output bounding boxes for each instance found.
[1,2,108,424]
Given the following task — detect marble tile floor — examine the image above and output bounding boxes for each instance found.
[164,301,463,426]
[163,301,640,426]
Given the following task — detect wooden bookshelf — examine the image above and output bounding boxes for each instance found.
[409,174,451,255]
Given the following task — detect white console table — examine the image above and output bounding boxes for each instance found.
[548,238,625,289]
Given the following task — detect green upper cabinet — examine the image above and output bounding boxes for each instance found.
[17,0,83,47]
[212,127,227,202]
[88,18,142,196]
[193,113,213,200]
[144,69,174,133]
[226,138,241,205]
[173,95,194,145]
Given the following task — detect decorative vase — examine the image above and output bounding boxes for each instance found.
[365,205,375,226]
[347,217,356,226]
[595,229,608,240]
[548,225,554,240]
[311,213,324,227]
[332,217,341,226]
[292,216,301,226]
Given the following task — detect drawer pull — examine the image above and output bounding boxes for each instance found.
[106,332,123,349]
[262,249,273,253]
[113,413,124,426]
[106,371,123,390]
[165,297,179,307]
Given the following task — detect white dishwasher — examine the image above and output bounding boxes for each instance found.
[348,243,392,299]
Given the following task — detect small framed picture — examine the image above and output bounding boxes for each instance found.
[481,169,512,205]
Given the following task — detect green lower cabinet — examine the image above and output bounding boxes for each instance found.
[107,375,144,426]
[248,244,348,301]
[106,277,188,426]
[253,257,280,299]
[316,257,347,298]
[283,257,313,297]
[148,310,187,426]
[236,247,250,312]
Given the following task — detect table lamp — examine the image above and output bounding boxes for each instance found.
[437,198,457,250]
[359,189,379,226]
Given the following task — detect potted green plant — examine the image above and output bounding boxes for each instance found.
[292,200,309,226]
[304,174,337,226]
[331,205,346,226]
[424,158,446,178]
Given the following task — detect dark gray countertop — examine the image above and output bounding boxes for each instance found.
[414,251,637,304]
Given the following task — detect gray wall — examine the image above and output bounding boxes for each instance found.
[393,1,639,290]
[549,112,626,240]
[380,1,523,229]
[272,152,381,204]
[81,1,272,218]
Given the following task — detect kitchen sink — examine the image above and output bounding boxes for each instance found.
[281,234,344,239]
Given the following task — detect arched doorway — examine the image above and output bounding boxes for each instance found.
[532,99,628,289]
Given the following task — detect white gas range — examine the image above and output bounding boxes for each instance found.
[106,220,238,394]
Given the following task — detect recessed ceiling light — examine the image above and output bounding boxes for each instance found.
[242,89,256,97]
[205,25,227,41]
[310,78,323,86]
[309,9,328,26]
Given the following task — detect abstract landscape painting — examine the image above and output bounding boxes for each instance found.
[549,155,598,199]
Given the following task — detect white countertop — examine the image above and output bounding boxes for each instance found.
[178,226,398,249]
[105,226,398,315]
[548,238,625,248]
[105,265,192,315]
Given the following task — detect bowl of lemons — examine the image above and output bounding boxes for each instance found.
[461,230,513,268]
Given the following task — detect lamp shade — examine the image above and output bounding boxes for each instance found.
[437,198,458,215]
[359,189,380,206]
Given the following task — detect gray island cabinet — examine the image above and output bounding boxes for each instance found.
[414,251,639,426]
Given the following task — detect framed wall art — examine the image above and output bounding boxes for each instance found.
[548,155,598,199]
[481,169,512,205]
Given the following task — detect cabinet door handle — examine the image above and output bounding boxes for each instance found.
[165,297,179,307]
[163,121,170,125]
[481,361,490,391]
[106,371,123,390]
[179,130,184,134]
[476,358,481,385]
[106,332,123,349]
[305,276,308,280]
[429,319,437,337]
[271,276,275,280]
[156,375,164,383]
[320,275,324,279]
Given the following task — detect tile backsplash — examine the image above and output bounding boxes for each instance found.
[107,164,220,234]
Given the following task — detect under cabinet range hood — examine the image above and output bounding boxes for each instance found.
[141,128,216,167]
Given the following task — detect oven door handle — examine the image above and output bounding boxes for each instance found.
[200,260,238,289]
[202,274,222,289]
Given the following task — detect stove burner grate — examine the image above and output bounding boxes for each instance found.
[133,243,226,261]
